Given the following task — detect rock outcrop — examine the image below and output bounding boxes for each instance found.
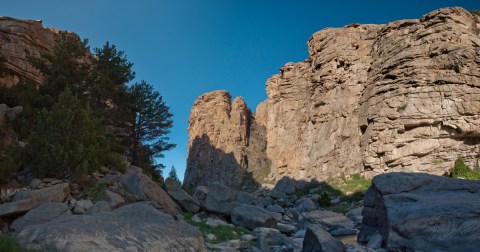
[359,172,480,251]
[15,202,207,252]
[185,7,480,189]
[0,17,61,86]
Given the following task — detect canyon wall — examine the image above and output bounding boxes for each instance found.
[185,7,480,191]
[0,17,60,86]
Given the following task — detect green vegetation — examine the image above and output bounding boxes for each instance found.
[24,89,107,178]
[450,158,480,180]
[84,182,107,200]
[296,173,372,213]
[183,212,250,244]
[470,10,480,16]
[129,81,175,175]
[0,233,42,252]
[168,166,181,184]
[0,31,174,181]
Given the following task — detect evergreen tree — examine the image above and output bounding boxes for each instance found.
[28,32,91,103]
[24,89,107,178]
[128,81,175,174]
[168,166,181,184]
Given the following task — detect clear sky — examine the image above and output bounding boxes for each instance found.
[3,1,478,181]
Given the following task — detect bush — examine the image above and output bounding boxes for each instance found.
[24,89,108,178]
[0,233,42,252]
[318,192,332,207]
[84,183,107,201]
[450,158,480,180]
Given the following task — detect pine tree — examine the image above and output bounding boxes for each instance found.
[168,166,181,184]
[128,81,175,174]
[24,89,107,178]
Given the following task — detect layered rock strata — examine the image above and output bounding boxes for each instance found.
[0,17,62,86]
[186,8,480,190]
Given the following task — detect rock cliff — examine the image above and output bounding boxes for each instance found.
[0,17,62,86]
[185,7,480,191]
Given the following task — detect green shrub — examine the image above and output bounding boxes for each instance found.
[183,213,250,244]
[318,192,332,207]
[103,152,127,173]
[450,158,480,180]
[84,183,107,200]
[0,233,43,252]
[24,89,108,178]
[470,10,480,16]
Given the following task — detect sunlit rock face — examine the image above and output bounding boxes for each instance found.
[187,7,480,189]
[0,17,62,86]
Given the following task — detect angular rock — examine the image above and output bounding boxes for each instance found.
[85,201,111,215]
[231,204,277,230]
[295,197,317,213]
[266,204,285,214]
[206,239,249,251]
[10,202,70,232]
[76,199,93,210]
[0,183,70,217]
[121,167,181,215]
[98,190,125,209]
[359,172,480,251]
[302,224,346,252]
[15,202,207,252]
[193,182,236,215]
[253,227,298,252]
[345,207,363,229]
[165,178,200,213]
[277,222,298,235]
[302,210,357,236]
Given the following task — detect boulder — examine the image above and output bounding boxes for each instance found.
[252,227,298,252]
[0,183,70,217]
[121,167,181,215]
[231,204,277,230]
[193,182,236,215]
[295,197,317,213]
[302,210,357,236]
[10,202,70,232]
[165,178,200,213]
[359,172,480,251]
[345,207,363,229]
[15,202,207,252]
[98,190,125,209]
[85,201,111,215]
[302,224,346,252]
[277,222,298,235]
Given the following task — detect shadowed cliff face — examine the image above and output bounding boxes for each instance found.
[185,7,480,190]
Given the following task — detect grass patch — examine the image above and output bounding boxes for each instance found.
[450,158,480,180]
[0,233,43,252]
[299,173,372,213]
[183,213,250,244]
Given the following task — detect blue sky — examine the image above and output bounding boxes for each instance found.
[4,1,478,181]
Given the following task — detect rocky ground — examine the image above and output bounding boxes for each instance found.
[0,163,479,251]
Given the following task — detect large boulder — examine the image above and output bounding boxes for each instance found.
[0,104,23,126]
[165,178,200,213]
[192,182,260,215]
[302,224,346,252]
[15,202,207,252]
[193,182,236,215]
[10,202,70,232]
[231,204,277,230]
[0,183,70,217]
[121,167,181,215]
[359,172,480,251]
[302,210,357,236]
